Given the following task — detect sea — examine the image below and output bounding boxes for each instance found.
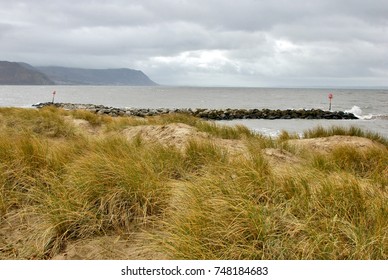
[0,86,387,138]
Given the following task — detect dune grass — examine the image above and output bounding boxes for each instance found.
[107,112,257,140]
[0,107,387,259]
[304,125,388,147]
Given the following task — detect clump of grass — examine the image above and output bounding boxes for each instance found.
[277,130,300,142]
[195,122,255,139]
[0,107,75,138]
[149,113,199,127]
[70,110,107,126]
[183,139,229,174]
[32,107,76,138]
[304,125,388,147]
[38,135,188,250]
[310,145,388,187]
[157,151,277,259]
[104,116,148,132]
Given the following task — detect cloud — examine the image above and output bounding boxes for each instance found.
[0,0,387,86]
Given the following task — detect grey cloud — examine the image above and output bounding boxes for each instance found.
[0,0,387,86]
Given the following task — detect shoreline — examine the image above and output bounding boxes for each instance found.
[33,102,359,120]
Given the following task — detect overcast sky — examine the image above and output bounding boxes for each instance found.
[1,0,387,87]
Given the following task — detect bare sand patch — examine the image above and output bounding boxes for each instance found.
[287,135,385,153]
[64,116,101,135]
[123,123,205,150]
[123,123,247,157]
[263,148,301,164]
[51,233,166,260]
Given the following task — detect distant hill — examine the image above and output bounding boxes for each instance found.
[36,66,158,86]
[0,61,158,86]
[0,61,54,85]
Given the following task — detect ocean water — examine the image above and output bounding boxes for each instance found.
[0,86,387,137]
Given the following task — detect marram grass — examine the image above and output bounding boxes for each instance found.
[304,125,388,147]
[0,107,387,259]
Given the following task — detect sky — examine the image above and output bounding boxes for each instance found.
[1,0,387,87]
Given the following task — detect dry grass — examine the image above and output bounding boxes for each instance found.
[303,125,388,147]
[0,107,387,260]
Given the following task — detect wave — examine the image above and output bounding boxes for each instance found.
[344,105,387,120]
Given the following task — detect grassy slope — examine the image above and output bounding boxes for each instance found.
[0,107,387,259]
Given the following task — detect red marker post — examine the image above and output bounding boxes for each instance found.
[52,91,56,103]
[328,93,333,111]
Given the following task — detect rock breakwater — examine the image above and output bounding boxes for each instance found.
[33,102,359,120]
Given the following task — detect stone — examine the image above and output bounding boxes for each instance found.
[32,102,358,120]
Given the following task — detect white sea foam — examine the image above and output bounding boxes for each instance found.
[345,105,374,120]
[345,105,363,116]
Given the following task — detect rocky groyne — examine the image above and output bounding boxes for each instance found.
[33,102,359,120]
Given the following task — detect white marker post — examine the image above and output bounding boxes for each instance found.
[52,91,56,103]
